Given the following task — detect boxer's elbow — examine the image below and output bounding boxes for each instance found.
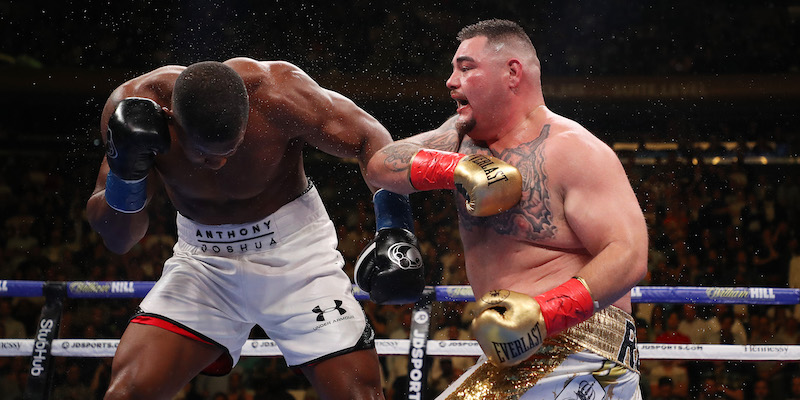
[625,238,649,286]
[100,230,139,255]
[86,195,146,255]
[365,152,415,194]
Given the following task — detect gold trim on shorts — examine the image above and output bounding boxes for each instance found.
[561,305,639,373]
[443,306,638,400]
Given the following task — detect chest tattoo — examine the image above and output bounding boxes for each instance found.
[459,125,557,241]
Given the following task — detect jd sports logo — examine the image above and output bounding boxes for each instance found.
[312,300,346,322]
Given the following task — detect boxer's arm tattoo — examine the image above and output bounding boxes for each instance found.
[420,118,461,153]
[380,117,462,172]
[459,125,557,241]
[381,143,420,172]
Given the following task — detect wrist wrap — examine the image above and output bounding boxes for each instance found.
[105,171,147,213]
[408,149,465,191]
[373,189,414,232]
[534,277,595,335]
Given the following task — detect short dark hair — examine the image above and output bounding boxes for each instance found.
[172,61,249,143]
[457,19,535,52]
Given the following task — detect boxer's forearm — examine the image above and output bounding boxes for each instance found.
[87,192,150,254]
[365,142,422,194]
[575,241,647,310]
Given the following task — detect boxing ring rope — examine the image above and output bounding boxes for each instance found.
[2,280,800,400]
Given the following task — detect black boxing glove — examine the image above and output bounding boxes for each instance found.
[355,190,425,305]
[104,97,170,213]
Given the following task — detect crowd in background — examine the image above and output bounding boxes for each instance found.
[1,1,800,399]
[0,130,799,399]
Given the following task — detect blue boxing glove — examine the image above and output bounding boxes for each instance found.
[355,190,425,304]
[104,97,170,213]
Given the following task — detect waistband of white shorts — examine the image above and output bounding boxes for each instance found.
[175,183,327,255]
[559,305,639,372]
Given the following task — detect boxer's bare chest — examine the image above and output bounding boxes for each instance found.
[154,123,307,223]
[457,125,578,249]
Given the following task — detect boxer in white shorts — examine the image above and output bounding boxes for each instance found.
[87,59,425,399]
[134,184,374,374]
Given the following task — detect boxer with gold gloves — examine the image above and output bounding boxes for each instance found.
[366,19,647,399]
[471,277,596,367]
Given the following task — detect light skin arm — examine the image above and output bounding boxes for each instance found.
[271,63,394,193]
[85,89,159,255]
[555,133,649,309]
[365,115,462,194]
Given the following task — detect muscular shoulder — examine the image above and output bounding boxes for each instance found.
[112,65,184,104]
[542,116,624,188]
[224,58,318,100]
[102,65,184,130]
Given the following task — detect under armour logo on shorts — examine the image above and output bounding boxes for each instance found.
[312,300,347,321]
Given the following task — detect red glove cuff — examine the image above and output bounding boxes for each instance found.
[534,278,595,335]
[409,149,465,191]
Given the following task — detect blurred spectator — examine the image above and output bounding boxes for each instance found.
[652,376,686,400]
[0,299,26,339]
[52,363,92,400]
[649,360,690,398]
[696,375,744,400]
[655,309,692,344]
[752,378,776,400]
[677,304,715,344]
[707,305,747,345]
[226,371,254,400]
[788,374,800,400]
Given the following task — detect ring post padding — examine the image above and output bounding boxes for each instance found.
[406,287,435,400]
[23,282,66,400]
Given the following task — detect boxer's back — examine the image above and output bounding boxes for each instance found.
[103,59,314,225]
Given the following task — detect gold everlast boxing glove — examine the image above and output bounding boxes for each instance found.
[408,149,522,216]
[472,278,596,367]
[470,290,547,367]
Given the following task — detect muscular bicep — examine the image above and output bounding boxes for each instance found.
[559,140,646,256]
[276,66,391,164]
[372,116,462,171]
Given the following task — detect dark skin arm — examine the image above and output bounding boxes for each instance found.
[268,62,393,193]
[86,67,179,254]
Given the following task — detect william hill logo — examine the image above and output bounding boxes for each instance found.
[705,288,775,300]
[68,281,135,294]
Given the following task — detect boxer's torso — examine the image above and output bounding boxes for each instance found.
[456,107,632,312]
[103,58,312,225]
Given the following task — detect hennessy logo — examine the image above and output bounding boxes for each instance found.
[312,300,346,322]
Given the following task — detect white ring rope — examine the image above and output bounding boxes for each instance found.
[1,339,798,361]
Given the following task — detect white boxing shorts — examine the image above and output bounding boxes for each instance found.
[436,306,642,400]
[136,184,373,374]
